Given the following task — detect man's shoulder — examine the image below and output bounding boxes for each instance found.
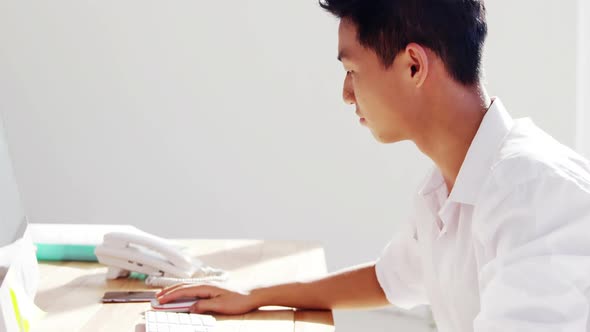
[486,118,590,192]
[472,119,590,256]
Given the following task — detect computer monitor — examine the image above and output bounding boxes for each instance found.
[0,116,26,247]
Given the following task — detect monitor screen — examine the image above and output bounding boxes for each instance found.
[0,117,25,247]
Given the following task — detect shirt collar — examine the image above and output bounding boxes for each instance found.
[418,98,514,205]
[447,98,514,205]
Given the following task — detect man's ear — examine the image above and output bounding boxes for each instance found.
[404,43,429,87]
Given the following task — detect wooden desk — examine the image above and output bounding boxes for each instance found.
[34,239,334,332]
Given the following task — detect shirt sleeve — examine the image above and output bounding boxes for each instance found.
[375,215,428,309]
[473,172,590,332]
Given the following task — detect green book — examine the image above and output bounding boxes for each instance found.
[35,244,98,262]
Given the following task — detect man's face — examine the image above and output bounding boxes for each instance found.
[337,19,417,143]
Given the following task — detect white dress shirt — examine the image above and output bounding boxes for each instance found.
[376,98,590,332]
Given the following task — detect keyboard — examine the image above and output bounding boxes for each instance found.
[145,310,216,332]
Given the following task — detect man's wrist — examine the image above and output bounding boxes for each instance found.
[249,287,269,308]
[249,283,296,308]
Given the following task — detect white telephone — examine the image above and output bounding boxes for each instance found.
[94,231,227,286]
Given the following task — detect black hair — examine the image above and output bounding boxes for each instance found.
[320,0,487,85]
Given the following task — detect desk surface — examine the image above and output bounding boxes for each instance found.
[34,239,334,332]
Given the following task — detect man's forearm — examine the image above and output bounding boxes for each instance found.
[250,262,389,310]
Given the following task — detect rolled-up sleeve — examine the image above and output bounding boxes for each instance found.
[473,172,590,332]
[375,217,428,310]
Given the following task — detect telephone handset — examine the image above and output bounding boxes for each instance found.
[95,231,199,279]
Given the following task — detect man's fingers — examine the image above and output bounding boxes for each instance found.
[157,285,218,304]
[156,283,188,297]
[190,298,222,314]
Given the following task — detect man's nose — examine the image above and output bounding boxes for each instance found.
[342,74,355,105]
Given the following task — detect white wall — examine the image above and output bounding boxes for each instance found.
[0,0,430,271]
[484,1,578,148]
[0,0,580,273]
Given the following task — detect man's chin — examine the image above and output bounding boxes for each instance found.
[370,130,404,144]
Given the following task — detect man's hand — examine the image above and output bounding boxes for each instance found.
[156,284,258,315]
[156,263,388,315]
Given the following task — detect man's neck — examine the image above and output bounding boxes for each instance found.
[414,84,491,194]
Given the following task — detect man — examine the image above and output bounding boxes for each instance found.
[158,0,590,331]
